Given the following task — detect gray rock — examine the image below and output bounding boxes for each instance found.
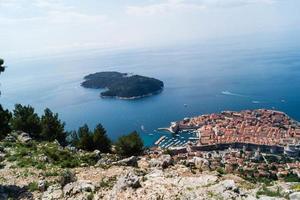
[37,155,49,163]
[222,180,236,191]
[114,171,141,191]
[0,153,5,162]
[188,157,209,170]
[42,184,63,200]
[38,180,47,192]
[17,132,32,143]
[4,134,16,142]
[63,181,95,196]
[290,192,300,200]
[115,156,138,167]
[95,158,113,167]
[149,154,173,169]
[60,170,77,187]
[93,150,101,159]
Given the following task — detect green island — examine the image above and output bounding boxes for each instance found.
[81,72,164,99]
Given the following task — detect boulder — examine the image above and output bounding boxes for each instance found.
[60,170,77,187]
[95,158,113,167]
[114,171,141,191]
[4,134,16,142]
[115,156,138,167]
[17,132,32,143]
[222,180,238,192]
[290,192,300,200]
[0,153,5,162]
[93,150,101,159]
[38,180,47,192]
[149,154,173,169]
[188,157,209,170]
[42,184,63,200]
[63,181,95,196]
[37,155,49,163]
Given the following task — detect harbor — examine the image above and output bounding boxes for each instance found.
[154,129,198,149]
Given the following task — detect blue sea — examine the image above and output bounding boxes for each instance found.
[1,32,300,146]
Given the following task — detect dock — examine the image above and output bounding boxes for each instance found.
[155,136,167,145]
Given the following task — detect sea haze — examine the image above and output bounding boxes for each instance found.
[1,32,300,146]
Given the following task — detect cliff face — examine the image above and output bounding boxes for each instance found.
[0,140,299,200]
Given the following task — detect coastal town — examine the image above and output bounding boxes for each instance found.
[156,109,300,156]
[151,109,300,194]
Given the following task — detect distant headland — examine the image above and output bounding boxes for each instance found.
[81,71,164,99]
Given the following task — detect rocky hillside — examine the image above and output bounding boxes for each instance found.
[0,134,300,200]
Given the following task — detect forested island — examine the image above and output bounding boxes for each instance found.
[81,72,164,99]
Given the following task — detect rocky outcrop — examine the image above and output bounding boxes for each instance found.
[290,192,300,200]
[114,156,138,167]
[149,154,173,169]
[114,171,141,190]
[63,181,95,198]
[42,184,63,200]
[17,132,32,143]
[60,170,77,187]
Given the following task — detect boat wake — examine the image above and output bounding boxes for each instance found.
[221,91,249,98]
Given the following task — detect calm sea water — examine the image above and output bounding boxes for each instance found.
[1,33,300,146]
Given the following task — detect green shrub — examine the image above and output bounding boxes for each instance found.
[40,108,67,146]
[10,104,41,139]
[0,105,12,140]
[27,181,39,192]
[284,173,300,182]
[256,186,283,198]
[115,131,144,157]
[71,123,112,152]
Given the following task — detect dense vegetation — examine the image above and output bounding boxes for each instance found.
[70,123,111,152]
[115,131,144,157]
[0,103,144,156]
[0,58,4,72]
[81,71,164,98]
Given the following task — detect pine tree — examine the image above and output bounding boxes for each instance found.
[0,104,12,139]
[115,131,144,157]
[10,104,41,139]
[77,124,93,151]
[41,108,67,145]
[92,124,111,153]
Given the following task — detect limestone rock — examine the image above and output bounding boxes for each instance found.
[115,156,138,167]
[149,154,173,169]
[3,134,16,142]
[115,171,141,191]
[38,180,47,192]
[290,192,300,200]
[42,184,63,200]
[17,132,32,143]
[60,170,77,187]
[63,181,95,197]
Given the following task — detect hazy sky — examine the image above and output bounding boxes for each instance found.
[0,0,300,59]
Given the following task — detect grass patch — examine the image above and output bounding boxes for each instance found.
[27,181,39,192]
[3,141,100,169]
[256,186,283,198]
[292,183,300,192]
[283,173,300,182]
[99,176,117,189]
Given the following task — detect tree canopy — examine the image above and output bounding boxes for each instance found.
[41,108,67,145]
[72,123,112,152]
[0,58,5,72]
[0,105,12,139]
[10,104,41,139]
[115,131,144,157]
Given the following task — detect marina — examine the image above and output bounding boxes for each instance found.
[154,129,198,149]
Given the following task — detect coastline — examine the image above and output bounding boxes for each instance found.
[100,88,164,100]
